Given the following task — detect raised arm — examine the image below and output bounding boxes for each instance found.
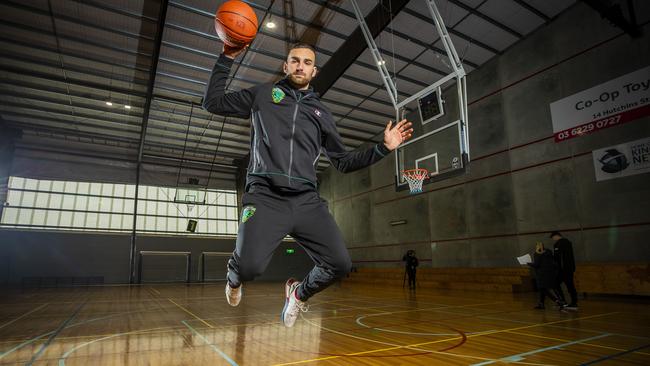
[322,118,413,173]
[202,47,255,119]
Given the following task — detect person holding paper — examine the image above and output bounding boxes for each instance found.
[528,242,567,310]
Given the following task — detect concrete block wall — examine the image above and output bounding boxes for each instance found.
[318,2,650,268]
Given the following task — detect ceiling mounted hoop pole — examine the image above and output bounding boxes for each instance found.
[349,0,399,116]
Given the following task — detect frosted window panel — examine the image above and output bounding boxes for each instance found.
[226,207,236,220]
[209,205,217,218]
[51,180,65,192]
[60,211,73,227]
[6,190,21,206]
[2,207,18,224]
[45,211,61,226]
[137,202,146,215]
[49,194,63,209]
[98,213,110,228]
[35,192,49,208]
[124,199,134,213]
[21,191,36,207]
[136,216,145,230]
[64,181,78,193]
[24,178,38,190]
[9,176,25,188]
[16,208,31,225]
[90,183,101,196]
[145,216,156,231]
[31,210,46,226]
[114,184,125,197]
[125,184,135,198]
[122,216,133,230]
[86,213,98,227]
[146,201,157,215]
[110,215,122,230]
[75,196,88,211]
[217,206,226,218]
[167,217,177,232]
[148,186,158,199]
[208,219,217,234]
[87,197,100,211]
[99,197,112,212]
[216,193,227,205]
[101,183,113,196]
[38,180,52,191]
[217,220,226,234]
[156,216,166,231]
[113,199,124,213]
[227,221,237,234]
[62,195,75,210]
[226,194,235,206]
[77,182,90,194]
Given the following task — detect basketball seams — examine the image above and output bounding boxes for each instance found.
[216,10,257,38]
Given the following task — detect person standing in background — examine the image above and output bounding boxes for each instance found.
[402,250,419,289]
[551,231,578,310]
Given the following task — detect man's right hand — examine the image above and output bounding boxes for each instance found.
[223,44,248,59]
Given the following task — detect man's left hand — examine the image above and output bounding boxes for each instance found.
[383,119,414,151]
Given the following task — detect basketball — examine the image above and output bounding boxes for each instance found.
[214,0,258,48]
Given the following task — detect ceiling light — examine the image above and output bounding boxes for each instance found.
[106,101,113,106]
[265,20,276,29]
[124,105,131,109]
[377,60,386,66]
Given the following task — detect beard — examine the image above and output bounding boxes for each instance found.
[287,73,311,89]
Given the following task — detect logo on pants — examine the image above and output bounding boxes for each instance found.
[241,205,256,223]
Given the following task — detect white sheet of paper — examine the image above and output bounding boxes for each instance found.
[517,253,532,265]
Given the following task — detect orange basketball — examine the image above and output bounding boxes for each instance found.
[214,1,258,48]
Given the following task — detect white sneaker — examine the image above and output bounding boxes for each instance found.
[225,283,242,307]
[281,278,308,327]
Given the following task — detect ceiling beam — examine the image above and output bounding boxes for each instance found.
[311,0,411,95]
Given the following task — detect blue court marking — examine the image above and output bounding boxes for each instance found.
[182,320,239,366]
[25,301,86,366]
[580,343,650,365]
[470,333,611,366]
[0,310,147,360]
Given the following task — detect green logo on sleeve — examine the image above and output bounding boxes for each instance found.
[241,206,256,223]
[272,87,285,103]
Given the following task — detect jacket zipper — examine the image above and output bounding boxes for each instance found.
[288,91,300,182]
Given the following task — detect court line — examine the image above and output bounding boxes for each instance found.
[478,314,650,341]
[470,333,612,365]
[505,330,650,357]
[356,314,494,336]
[168,298,214,328]
[580,343,650,365]
[57,326,170,366]
[25,301,86,366]
[0,303,48,330]
[270,314,554,366]
[182,320,239,366]
[273,312,618,365]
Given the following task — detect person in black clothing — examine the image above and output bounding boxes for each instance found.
[528,242,566,310]
[551,231,578,310]
[402,250,419,289]
[203,43,414,327]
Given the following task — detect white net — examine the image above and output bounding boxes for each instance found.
[402,169,428,194]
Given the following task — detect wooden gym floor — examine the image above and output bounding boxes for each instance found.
[0,282,648,365]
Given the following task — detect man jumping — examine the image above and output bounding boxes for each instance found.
[203,43,413,327]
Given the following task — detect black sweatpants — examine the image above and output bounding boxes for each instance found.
[227,184,351,301]
[558,271,578,306]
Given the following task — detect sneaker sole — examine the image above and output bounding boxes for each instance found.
[281,279,298,325]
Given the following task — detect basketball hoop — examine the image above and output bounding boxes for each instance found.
[402,168,428,194]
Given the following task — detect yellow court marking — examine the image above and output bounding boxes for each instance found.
[0,303,49,330]
[149,287,161,295]
[168,298,214,328]
[273,312,619,365]
[505,330,650,356]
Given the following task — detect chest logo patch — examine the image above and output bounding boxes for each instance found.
[272,87,285,103]
[314,109,322,117]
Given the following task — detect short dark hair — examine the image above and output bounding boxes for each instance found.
[549,231,562,238]
[288,42,316,55]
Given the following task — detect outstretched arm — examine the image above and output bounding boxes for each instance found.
[323,119,413,173]
[202,45,255,118]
